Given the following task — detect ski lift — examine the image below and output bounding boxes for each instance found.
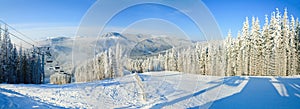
[49,66,54,70]
[46,59,53,63]
[46,53,53,64]
[55,66,60,70]
[45,50,52,57]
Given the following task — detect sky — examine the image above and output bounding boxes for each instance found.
[102,3,203,40]
[203,0,300,37]
[0,0,95,44]
[0,0,299,43]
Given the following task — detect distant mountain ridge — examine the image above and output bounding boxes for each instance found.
[38,32,194,79]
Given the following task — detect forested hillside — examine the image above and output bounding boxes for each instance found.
[224,8,300,76]
[0,25,43,84]
[75,8,300,82]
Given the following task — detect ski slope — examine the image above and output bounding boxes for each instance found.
[0,71,299,109]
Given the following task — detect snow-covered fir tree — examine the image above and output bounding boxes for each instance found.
[74,8,300,83]
[0,25,43,84]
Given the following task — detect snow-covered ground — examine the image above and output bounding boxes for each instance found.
[0,71,299,109]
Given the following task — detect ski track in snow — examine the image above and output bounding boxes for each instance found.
[0,71,299,109]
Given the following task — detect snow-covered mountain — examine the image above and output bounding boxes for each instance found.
[38,33,195,80]
[94,32,134,54]
[130,38,172,58]
[102,32,127,39]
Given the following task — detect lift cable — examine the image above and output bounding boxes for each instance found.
[0,20,38,45]
[0,28,34,47]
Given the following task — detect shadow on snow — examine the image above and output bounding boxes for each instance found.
[150,76,246,109]
[193,77,300,109]
[0,87,66,109]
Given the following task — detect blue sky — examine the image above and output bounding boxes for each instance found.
[0,0,95,42]
[0,0,299,41]
[0,0,94,25]
[203,0,300,37]
[103,3,202,40]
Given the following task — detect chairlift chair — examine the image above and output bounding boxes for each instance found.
[55,66,60,70]
[46,55,53,64]
[46,59,53,63]
[49,66,54,70]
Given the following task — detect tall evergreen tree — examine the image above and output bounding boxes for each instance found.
[268,11,277,76]
[288,15,298,76]
[225,30,233,76]
[296,18,300,74]
[262,15,270,75]
[241,17,250,75]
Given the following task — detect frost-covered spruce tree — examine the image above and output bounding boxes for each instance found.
[1,26,16,83]
[249,17,256,76]
[208,44,217,75]
[24,52,32,84]
[205,46,212,75]
[169,48,178,71]
[216,43,225,76]
[20,51,29,84]
[227,8,300,76]
[1,26,9,82]
[288,15,298,76]
[235,31,243,76]
[141,58,148,72]
[157,53,165,71]
[187,47,194,73]
[231,38,238,76]
[0,27,40,84]
[103,50,110,78]
[153,55,162,71]
[164,50,170,71]
[241,17,250,75]
[7,38,14,83]
[177,50,184,72]
[115,42,123,77]
[200,47,207,75]
[281,8,291,76]
[196,43,203,74]
[190,48,197,74]
[16,45,23,83]
[93,54,100,80]
[9,45,18,84]
[225,30,233,76]
[262,15,269,75]
[280,8,289,76]
[108,47,115,78]
[181,49,189,73]
[0,25,3,83]
[267,11,277,76]
[30,49,38,83]
[295,18,300,74]
[273,8,287,76]
[99,52,106,80]
[251,17,261,76]
[36,51,42,84]
[210,44,219,75]
[147,58,153,72]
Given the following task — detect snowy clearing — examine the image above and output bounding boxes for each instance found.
[0,71,299,109]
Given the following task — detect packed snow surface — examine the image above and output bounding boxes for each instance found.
[0,71,299,109]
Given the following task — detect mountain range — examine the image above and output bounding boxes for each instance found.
[38,32,194,81]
